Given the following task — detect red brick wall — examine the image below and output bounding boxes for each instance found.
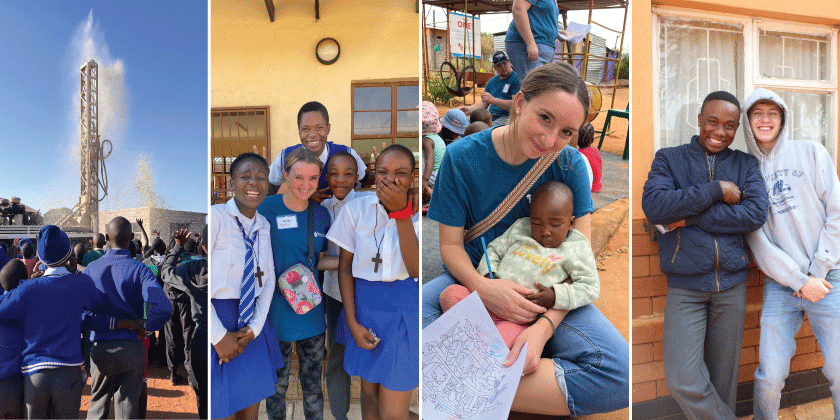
[631,218,824,403]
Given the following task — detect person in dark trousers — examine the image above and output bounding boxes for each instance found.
[85,217,172,420]
[0,259,27,419]
[0,225,143,419]
[162,227,208,419]
[162,243,196,386]
[642,91,769,419]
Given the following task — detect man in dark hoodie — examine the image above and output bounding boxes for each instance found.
[642,91,769,419]
[162,227,208,419]
[743,88,840,420]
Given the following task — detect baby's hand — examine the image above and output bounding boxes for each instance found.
[526,282,556,309]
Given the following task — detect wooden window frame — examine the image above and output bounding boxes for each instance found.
[210,106,271,204]
[351,78,419,145]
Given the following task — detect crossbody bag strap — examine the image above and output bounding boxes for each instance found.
[463,150,561,244]
[308,203,314,272]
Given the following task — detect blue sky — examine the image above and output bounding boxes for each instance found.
[0,1,208,214]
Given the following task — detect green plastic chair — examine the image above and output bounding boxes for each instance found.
[597,104,629,160]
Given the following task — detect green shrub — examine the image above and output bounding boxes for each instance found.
[617,53,629,80]
[423,75,455,105]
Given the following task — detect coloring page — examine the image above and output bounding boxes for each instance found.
[422,292,528,420]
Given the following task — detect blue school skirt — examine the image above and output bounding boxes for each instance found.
[211,298,283,418]
[335,277,419,391]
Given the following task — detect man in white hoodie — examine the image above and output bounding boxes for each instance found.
[743,88,840,420]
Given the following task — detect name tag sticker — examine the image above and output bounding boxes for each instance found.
[276,215,298,230]
[503,84,510,93]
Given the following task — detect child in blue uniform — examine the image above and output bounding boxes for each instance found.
[327,144,420,420]
[0,259,27,419]
[0,225,141,419]
[210,152,282,420]
[320,151,375,420]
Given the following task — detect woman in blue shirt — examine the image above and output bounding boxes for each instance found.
[259,147,332,420]
[424,62,629,417]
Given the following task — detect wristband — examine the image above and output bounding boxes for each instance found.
[388,201,413,219]
[538,314,556,334]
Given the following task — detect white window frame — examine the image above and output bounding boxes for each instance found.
[652,7,839,162]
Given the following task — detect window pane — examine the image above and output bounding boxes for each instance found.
[353,139,393,158]
[397,85,419,109]
[213,157,224,173]
[354,111,391,135]
[759,30,830,81]
[354,87,391,111]
[396,110,419,134]
[395,137,420,154]
[658,17,745,150]
[773,91,831,147]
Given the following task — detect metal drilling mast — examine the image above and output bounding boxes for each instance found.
[79,59,100,231]
[57,59,110,232]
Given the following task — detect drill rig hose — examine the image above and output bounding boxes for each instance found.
[97,138,111,202]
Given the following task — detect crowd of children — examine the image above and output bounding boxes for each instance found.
[0,215,208,419]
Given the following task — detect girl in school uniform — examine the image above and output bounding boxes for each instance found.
[327,144,420,420]
[210,152,282,420]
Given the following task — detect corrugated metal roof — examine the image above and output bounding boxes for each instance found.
[423,0,626,14]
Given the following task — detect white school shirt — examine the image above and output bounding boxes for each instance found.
[209,199,276,346]
[320,189,375,301]
[326,194,420,282]
[267,144,367,186]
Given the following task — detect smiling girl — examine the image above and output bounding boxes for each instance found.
[210,152,282,420]
[258,147,333,420]
[327,144,420,420]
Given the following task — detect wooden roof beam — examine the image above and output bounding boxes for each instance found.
[264,0,275,22]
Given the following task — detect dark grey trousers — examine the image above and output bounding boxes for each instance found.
[0,373,24,419]
[325,294,365,420]
[663,282,746,420]
[25,366,85,419]
[87,339,145,420]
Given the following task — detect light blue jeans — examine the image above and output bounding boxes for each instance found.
[753,271,840,420]
[422,271,629,416]
[505,40,556,79]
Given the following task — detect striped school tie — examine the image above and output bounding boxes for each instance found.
[235,219,258,330]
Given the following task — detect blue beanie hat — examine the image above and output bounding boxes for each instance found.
[37,225,71,267]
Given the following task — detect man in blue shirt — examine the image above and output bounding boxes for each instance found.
[85,217,172,420]
[460,51,521,127]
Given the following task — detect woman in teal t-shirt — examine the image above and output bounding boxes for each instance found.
[424,62,629,417]
[505,0,560,78]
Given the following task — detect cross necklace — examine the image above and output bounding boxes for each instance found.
[252,232,264,287]
[372,206,385,273]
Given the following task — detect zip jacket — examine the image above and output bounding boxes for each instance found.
[642,136,769,291]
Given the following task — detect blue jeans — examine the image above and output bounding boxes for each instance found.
[422,271,629,416]
[753,272,840,420]
[505,40,556,79]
